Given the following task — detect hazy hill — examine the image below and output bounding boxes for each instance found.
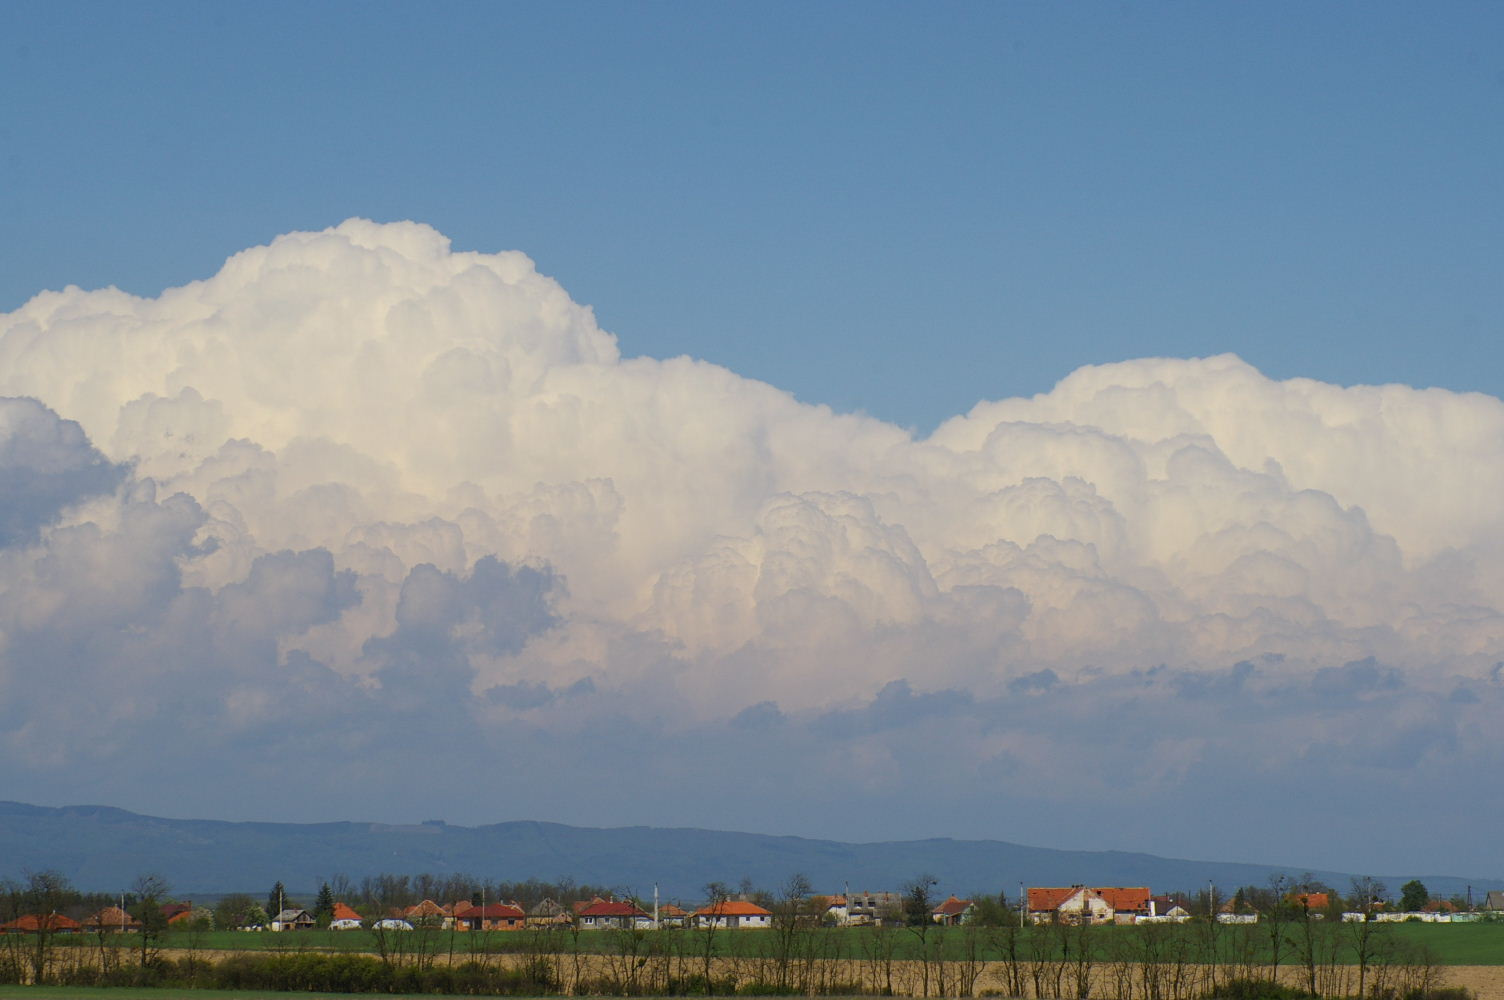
[0,801,1494,902]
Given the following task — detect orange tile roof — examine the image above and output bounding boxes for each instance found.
[332,902,363,922]
[1028,886,1152,913]
[1097,888,1151,912]
[695,900,772,917]
[1293,893,1330,910]
[933,896,972,916]
[1027,887,1080,911]
[1,913,82,932]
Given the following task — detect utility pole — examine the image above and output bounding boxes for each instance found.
[1019,883,1025,928]
[654,884,660,930]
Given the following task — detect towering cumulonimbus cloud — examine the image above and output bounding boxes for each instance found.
[3,219,1503,862]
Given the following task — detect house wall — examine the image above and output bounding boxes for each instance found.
[695,914,770,929]
[1057,889,1114,925]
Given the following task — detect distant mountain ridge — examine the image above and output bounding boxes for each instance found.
[0,801,1494,902]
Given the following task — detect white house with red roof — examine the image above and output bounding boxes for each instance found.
[576,898,653,930]
[330,902,364,930]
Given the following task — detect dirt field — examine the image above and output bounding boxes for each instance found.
[36,947,1504,999]
[1427,967,1504,1000]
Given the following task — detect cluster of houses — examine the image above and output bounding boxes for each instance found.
[5,884,1492,935]
[1021,887,1491,926]
[262,893,982,933]
[263,896,789,932]
[0,902,211,935]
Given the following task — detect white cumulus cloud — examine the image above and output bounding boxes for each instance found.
[3,219,1503,869]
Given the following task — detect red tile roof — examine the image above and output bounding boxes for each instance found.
[933,896,972,916]
[578,900,649,918]
[1293,893,1331,910]
[332,902,363,922]
[454,903,526,920]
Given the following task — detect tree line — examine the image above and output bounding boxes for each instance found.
[0,868,1474,999]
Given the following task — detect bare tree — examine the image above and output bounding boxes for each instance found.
[768,873,812,992]
[20,870,71,985]
[903,874,940,997]
[695,880,731,994]
[129,873,170,971]
[1348,876,1389,1000]
[1259,873,1294,987]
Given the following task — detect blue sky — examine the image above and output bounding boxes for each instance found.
[5,2,1504,881]
[5,1,1501,431]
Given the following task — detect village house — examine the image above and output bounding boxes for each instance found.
[1292,892,1331,912]
[82,906,141,933]
[167,905,215,927]
[1136,894,1191,923]
[270,908,315,931]
[931,896,973,925]
[693,899,772,929]
[330,902,364,930]
[453,902,526,931]
[527,898,569,927]
[1214,898,1255,924]
[1028,886,1152,925]
[0,913,82,934]
[576,898,653,930]
[825,891,904,926]
[404,900,453,929]
[657,903,690,928]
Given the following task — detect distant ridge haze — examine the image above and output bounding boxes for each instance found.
[0,802,1494,902]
